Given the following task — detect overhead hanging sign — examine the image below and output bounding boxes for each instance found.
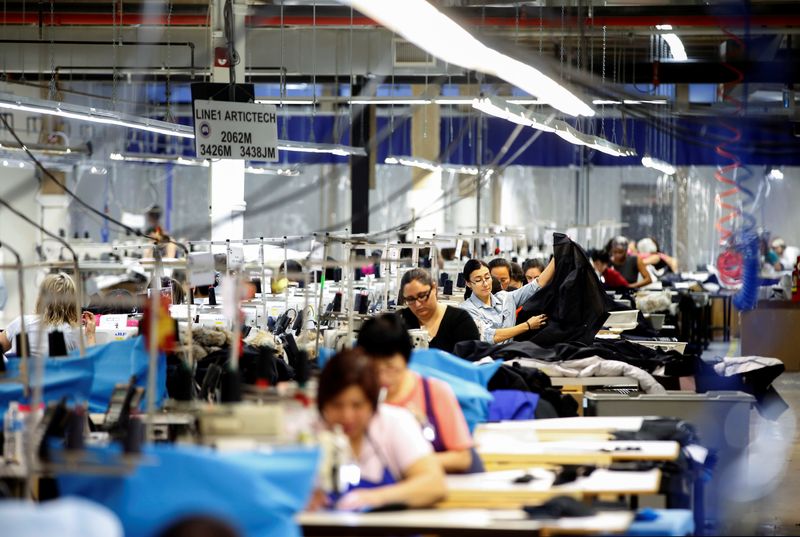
[193,99,278,161]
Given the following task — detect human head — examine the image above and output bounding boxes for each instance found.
[357,313,412,397]
[508,262,525,290]
[399,268,438,321]
[590,249,611,274]
[637,238,658,255]
[35,273,79,326]
[488,258,512,290]
[772,238,786,256]
[278,259,304,283]
[145,204,162,229]
[463,259,491,301]
[609,236,630,265]
[522,259,545,283]
[317,349,381,439]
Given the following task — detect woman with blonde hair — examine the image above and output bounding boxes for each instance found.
[1,273,95,357]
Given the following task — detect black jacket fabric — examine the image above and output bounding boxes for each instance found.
[516,233,609,346]
[452,338,694,376]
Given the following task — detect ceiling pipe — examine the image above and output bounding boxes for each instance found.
[0,39,195,73]
[1,12,799,29]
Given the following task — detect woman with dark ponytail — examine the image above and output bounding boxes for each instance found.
[459,257,555,344]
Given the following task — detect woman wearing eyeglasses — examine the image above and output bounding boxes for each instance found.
[460,258,555,344]
[398,268,480,354]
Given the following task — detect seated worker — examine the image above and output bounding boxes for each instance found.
[488,258,513,291]
[398,268,479,354]
[636,237,678,274]
[357,313,481,474]
[460,259,554,344]
[771,237,800,270]
[315,349,446,511]
[1,273,95,357]
[522,258,546,283]
[608,236,652,289]
[507,262,525,291]
[143,204,178,259]
[590,249,629,290]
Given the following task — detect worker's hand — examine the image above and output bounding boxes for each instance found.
[306,488,331,512]
[527,314,547,330]
[335,489,383,512]
[81,311,96,337]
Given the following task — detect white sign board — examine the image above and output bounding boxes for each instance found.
[188,252,216,287]
[193,99,278,161]
[99,314,128,330]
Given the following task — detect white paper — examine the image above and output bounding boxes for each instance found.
[455,239,464,260]
[121,211,146,230]
[388,247,399,275]
[228,246,245,270]
[99,314,128,330]
[221,275,237,320]
[188,252,215,287]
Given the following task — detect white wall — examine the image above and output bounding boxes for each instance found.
[0,167,44,323]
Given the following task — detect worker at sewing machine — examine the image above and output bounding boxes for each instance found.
[311,349,446,511]
[357,313,482,474]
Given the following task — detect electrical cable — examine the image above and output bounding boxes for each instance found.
[0,113,188,256]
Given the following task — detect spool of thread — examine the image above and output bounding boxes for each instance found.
[65,410,85,451]
[332,292,343,312]
[124,418,144,453]
[439,272,449,287]
[353,293,363,313]
[48,330,68,357]
[14,333,30,358]
[456,273,466,288]
[208,286,217,306]
[358,292,369,314]
[444,279,454,296]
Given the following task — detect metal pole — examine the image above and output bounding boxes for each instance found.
[260,237,268,330]
[145,247,162,442]
[284,236,289,313]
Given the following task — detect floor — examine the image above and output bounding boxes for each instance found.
[702,341,800,536]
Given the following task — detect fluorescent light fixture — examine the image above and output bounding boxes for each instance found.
[2,160,7,166]
[507,99,542,105]
[245,165,301,177]
[0,142,87,156]
[586,137,637,157]
[655,26,688,61]
[89,166,107,175]
[594,100,622,105]
[767,167,784,181]
[255,98,316,105]
[434,97,474,105]
[3,93,361,157]
[109,152,210,167]
[349,98,432,105]
[385,155,441,173]
[642,155,677,176]
[385,155,481,176]
[473,96,556,133]
[278,141,366,157]
[553,122,590,146]
[594,99,669,105]
[0,92,195,139]
[340,0,594,117]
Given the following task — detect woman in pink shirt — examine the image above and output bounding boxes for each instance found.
[357,313,482,474]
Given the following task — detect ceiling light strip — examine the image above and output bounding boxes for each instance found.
[339,0,594,117]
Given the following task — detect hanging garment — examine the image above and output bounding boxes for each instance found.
[516,233,610,346]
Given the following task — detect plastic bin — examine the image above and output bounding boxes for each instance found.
[583,391,755,532]
[605,310,640,330]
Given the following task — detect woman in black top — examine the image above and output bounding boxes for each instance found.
[608,236,652,289]
[399,268,480,354]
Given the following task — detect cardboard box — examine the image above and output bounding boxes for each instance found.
[741,301,800,371]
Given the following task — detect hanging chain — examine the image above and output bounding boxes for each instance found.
[111,0,120,107]
[601,25,606,137]
[47,0,56,100]
[280,0,288,140]
[538,4,543,54]
[310,0,317,142]
[165,0,174,123]
[560,4,565,78]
